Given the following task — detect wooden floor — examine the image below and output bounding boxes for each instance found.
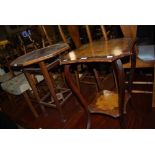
[0,70,155,129]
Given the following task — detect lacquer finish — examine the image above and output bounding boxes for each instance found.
[61,37,136,128]
[61,38,136,65]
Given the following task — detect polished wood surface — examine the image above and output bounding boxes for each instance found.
[61,38,136,128]
[68,25,109,92]
[10,43,70,67]
[88,90,129,117]
[61,38,136,64]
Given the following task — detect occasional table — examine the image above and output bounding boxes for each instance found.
[60,38,136,128]
[10,43,72,120]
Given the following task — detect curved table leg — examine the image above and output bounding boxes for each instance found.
[112,59,126,128]
[64,59,127,128]
[64,65,91,129]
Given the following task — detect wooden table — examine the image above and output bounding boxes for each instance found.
[10,43,72,120]
[60,38,136,128]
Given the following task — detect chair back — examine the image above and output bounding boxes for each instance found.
[120,25,137,38]
[85,25,108,43]
[67,25,108,49]
[40,25,69,48]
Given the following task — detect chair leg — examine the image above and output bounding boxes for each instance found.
[6,92,16,105]
[93,68,101,92]
[22,91,39,118]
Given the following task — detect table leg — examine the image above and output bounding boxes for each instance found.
[24,71,46,113]
[39,61,66,121]
[112,59,125,128]
[64,64,91,128]
[23,91,39,118]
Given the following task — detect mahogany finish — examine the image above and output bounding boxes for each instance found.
[61,38,136,128]
[61,38,136,64]
[67,25,109,92]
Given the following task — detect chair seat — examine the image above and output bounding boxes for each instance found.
[123,45,154,69]
[1,73,44,95]
[0,72,13,83]
[88,90,130,118]
[0,71,22,83]
[0,68,5,76]
[123,57,154,68]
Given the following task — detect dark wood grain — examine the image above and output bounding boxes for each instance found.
[61,37,136,128]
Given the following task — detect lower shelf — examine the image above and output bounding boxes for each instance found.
[88,90,130,118]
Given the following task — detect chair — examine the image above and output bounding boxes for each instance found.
[17,27,42,54]
[1,73,44,118]
[0,67,5,76]
[0,71,21,111]
[0,32,45,118]
[121,25,154,94]
[0,71,21,83]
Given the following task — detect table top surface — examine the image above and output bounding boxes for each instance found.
[11,43,70,67]
[60,38,136,65]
